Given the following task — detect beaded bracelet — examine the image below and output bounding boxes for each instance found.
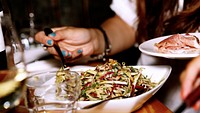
[91,27,112,61]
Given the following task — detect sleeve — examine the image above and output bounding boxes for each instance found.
[110,0,138,29]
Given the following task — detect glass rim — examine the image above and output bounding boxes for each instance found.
[26,70,80,87]
[27,70,79,77]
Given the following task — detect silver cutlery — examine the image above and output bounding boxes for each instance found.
[44,28,69,70]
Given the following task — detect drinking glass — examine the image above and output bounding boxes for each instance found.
[0,0,27,112]
[26,70,80,113]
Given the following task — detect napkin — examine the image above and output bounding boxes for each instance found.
[24,46,49,64]
[26,59,60,73]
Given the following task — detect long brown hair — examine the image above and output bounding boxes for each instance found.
[136,0,200,44]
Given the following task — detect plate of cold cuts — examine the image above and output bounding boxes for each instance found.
[139,33,200,59]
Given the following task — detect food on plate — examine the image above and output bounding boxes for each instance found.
[154,34,200,54]
[55,59,158,101]
[78,59,158,101]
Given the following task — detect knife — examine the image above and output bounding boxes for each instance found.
[174,85,200,113]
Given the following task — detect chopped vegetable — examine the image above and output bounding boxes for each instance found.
[79,59,158,101]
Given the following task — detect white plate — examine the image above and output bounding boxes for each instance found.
[76,65,171,113]
[33,65,172,113]
[139,33,200,59]
[59,65,171,113]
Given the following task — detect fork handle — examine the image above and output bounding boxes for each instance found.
[44,28,67,69]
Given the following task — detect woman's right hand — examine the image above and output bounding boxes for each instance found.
[180,56,200,110]
[35,27,105,63]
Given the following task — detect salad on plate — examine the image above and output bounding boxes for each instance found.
[78,59,158,101]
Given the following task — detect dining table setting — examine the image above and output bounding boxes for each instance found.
[3,32,200,113]
[14,96,173,113]
[22,41,177,112]
[12,57,173,113]
[0,0,200,112]
[1,29,199,113]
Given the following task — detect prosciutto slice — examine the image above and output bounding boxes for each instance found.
[155,34,200,54]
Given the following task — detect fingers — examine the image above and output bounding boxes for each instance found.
[35,31,54,46]
[50,27,75,41]
[51,26,68,31]
[62,48,83,61]
[70,49,83,58]
[47,47,83,61]
[180,56,200,111]
[180,71,187,98]
[180,57,200,99]
[35,27,93,64]
[35,28,67,46]
[193,100,200,111]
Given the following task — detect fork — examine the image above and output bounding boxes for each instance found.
[44,28,69,70]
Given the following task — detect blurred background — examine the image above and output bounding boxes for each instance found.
[8,0,114,32]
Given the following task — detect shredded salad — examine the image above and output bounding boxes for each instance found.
[79,59,158,101]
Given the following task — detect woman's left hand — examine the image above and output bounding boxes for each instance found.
[35,27,104,63]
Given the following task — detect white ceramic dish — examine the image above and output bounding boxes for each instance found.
[139,33,200,59]
[75,65,171,113]
[32,65,172,113]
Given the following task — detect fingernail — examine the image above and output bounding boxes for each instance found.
[67,52,71,57]
[62,50,66,56]
[77,49,82,54]
[49,32,56,37]
[47,40,53,46]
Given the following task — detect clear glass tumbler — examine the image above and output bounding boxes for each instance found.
[26,70,80,113]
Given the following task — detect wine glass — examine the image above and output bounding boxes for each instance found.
[0,0,27,112]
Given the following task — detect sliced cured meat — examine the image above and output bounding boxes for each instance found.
[154,34,200,54]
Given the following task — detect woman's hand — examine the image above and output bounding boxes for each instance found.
[34,16,137,64]
[35,27,104,63]
[180,56,200,110]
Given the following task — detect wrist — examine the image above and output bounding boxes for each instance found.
[91,27,112,61]
[88,28,104,55]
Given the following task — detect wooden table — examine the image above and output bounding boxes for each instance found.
[12,96,172,113]
[11,60,173,113]
[134,96,172,113]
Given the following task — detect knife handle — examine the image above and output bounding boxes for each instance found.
[174,85,200,113]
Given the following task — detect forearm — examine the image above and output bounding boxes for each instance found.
[88,15,136,58]
[101,15,136,56]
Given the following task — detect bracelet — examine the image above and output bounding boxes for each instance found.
[91,27,112,61]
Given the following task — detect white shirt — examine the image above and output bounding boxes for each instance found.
[110,0,138,29]
[110,0,184,28]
